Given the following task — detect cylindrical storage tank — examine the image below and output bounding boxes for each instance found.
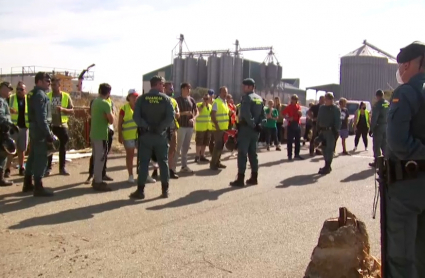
[197,57,207,88]
[266,62,278,88]
[172,57,184,95]
[260,62,267,89]
[184,56,198,88]
[219,54,234,94]
[277,64,283,81]
[207,55,220,94]
[340,55,388,103]
[233,56,243,100]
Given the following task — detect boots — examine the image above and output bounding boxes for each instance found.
[169,169,179,179]
[33,178,54,197]
[230,173,245,187]
[246,172,258,186]
[318,161,332,175]
[130,185,145,199]
[369,160,376,168]
[22,175,34,193]
[0,169,13,187]
[161,182,169,198]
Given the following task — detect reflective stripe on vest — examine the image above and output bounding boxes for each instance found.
[171,98,180,129]
[212,98,229,130]
[121,103,137,140]
[47,91,70,124]
[195,102,212,131]
[9,94,28,127]
[356,110,370,128]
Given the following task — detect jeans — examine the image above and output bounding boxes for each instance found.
[89,129,113,177]
[287,122,301,158]
[91,140,108,183]
[265,127,278,146]
[276,123,283,143]
[47,126,69,170]
[173,127,193,169]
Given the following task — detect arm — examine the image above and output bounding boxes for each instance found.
[103,102,114,125]
[240,97,255,128]
[334,107,341,131]
[191,98,198,120]
[33,93,51,138]
[118,109,124,143]
[211,102,219,130]
[61,96,74,115]
[157,98,175,132]
[387,88,425,160]
[132,96,149,128]
[370,104,380,131]
[175,102,180,119]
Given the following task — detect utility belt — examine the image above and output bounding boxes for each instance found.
[137,127,165,137]
[387,159,425,183]
[318,127,333,131]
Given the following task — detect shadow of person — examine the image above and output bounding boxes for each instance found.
[340,168,376,183]
[146,187,238,211]
[8,198,160,230]
[277,173,323,188]
[310,157,323,163]
[0,181,134,215]
[194,168,222,177]
[258,159,286,168]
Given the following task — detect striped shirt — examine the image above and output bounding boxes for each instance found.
[176,96,197,128]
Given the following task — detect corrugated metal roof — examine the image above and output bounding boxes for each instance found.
[343,44,397,64]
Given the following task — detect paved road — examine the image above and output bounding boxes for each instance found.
[0,138,381,278]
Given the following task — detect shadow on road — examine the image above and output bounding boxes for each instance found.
[0,181,133,215]
[146,187,238,210]
[259,159,287,167]
[277,173,323,188]
[340,168,375,183]
[195,168,222,177]
[8,197,161,230]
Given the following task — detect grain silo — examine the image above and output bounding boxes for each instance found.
[207,55,220,93]
[197,57,207,88]
[219,53,234,94]
[260,62,267,89]
[340,41,398,103]
[233,56,243,100]
[277,63,283,81]
[172,57,184,93]
[266,62,278,88]
[184,56,198,88]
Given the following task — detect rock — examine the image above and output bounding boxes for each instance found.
[304,207,380,278]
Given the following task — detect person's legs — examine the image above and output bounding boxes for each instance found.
[362,128,368,149]
[180,127,193,170]
[124,140,135,179]
[173,128,185,171]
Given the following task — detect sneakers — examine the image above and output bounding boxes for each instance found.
[103,175,114,181]
[128,175,135,183]
[200,156,209,162]
[180,166,193,173]
[353,147,357,152]
[146,176,156,183]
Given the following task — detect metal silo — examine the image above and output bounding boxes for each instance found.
[172,57,184,94]
[197,57,207,88]
[266,62,278,88]
[260,62,267,89]
[340,43,398,103]
[219,53,234,94]
[233,56,243,100]
[277,63,283,81]
[184,56,198,88]
[207,55,220,94]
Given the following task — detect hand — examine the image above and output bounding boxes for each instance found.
[189,119,194,124]
[56,106,64,112]
[10,108,17,114]
[118,135,123,144]
[214,124,220,131]
[369,131,373,137]
[254,124,262,133]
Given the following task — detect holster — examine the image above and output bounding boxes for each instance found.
[386,159,425,183]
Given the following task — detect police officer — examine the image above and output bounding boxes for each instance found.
[131,76,174,199]
[385,41,425,277]
[368,89,389,168]
[24,72,54,196]
[0,81,14,186]
[316,93,341,175]
[230,78,265,187]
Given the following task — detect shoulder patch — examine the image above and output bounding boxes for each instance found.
[392,98,399,103]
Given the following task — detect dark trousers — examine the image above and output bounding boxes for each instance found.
[354,127,368,148]
[47,126,69,170]
[265,127,278,146]
[287,123,301,158]
[304,122,312,140]
[309,123,317,155]
[89,129,113,177]
[259,128,266,143]
[276,123,283,143]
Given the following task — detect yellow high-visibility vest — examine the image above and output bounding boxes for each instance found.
[211,97,229,131]
[170,97,180,129]
[9,94,28,127]
[47,91,70,124]
[195,102,212,131]
[236,103,241,123]
[356,110,370,129]
[120,103,137,140]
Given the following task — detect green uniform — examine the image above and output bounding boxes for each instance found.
[316,104,341,169]
[0,97,13,170]
[370,98,389,160]
[132,88,174,198]
[237,92,266,175]
[25,86,52,179]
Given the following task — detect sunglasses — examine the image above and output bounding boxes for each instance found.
[17,88,24,91]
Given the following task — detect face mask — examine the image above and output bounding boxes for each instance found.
[396,68,404,84]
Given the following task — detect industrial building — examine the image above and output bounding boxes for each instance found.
[0,66,95,99]
[142,35,306,105]
[307,40,398,103]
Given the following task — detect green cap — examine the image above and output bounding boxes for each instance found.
[242,78,255,86]
[396,41,425,63]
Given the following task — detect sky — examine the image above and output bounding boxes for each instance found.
[0,0,424,100]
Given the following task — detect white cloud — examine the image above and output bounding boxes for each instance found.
[0,0,423,100]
